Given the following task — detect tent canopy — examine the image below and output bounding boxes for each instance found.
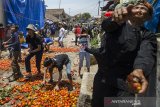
[3,0,45,35]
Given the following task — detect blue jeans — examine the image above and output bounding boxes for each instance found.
[65,61,71,74]
[79,52,90,68]
[58,36,64,47]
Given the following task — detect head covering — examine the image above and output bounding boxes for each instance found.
[26,24,36,32]
[115,0,153,16]
[10,24,19,31]
[6,24,11,27]
[81,27,88,34]
[142,1,153,16]
[0,23,4,28]
[43,57,52,67]
[133,0,153,17]
[12,24,19,29]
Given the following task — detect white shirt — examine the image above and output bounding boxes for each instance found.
[59,27,65,37]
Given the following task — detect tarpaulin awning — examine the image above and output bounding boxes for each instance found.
[3,0,45,36]
[145,0,160,33]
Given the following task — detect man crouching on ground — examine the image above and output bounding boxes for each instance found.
[43,54,73,91]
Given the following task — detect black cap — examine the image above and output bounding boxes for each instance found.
[43,57,52,67]
[0,23,4,28]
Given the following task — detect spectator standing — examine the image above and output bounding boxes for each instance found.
[74,24,81,46]
[58,23,65,47]
[78,28,90,78]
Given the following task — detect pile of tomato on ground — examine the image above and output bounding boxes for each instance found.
[0,80,80,107]
[0,48,80,107]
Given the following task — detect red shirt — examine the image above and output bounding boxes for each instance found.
[0,28,5,38]
[75,27,81,35]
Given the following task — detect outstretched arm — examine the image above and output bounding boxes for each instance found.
[42,68,48,84]
[57,71,62,85]
[55,70,62,90]
[131,33,157,94]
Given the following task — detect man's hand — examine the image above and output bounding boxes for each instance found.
[129,69,148,94]
[113,4,134,24]
[54,85,59,90]
[41,81,46,85]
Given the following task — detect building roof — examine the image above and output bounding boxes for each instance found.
[46,9,65,15]
[45,14,60,22]
[45,9,67,22]
[45,9,72,22]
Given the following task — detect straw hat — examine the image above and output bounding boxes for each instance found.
[26,24,36,32]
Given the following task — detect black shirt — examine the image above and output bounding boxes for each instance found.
[86,19,157,78]
[85,19,157,94]
[26,33,43,50]
[49,54,70,72]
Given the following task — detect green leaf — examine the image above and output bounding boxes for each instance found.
[32,85,40,90]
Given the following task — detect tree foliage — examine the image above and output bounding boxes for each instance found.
[81,12,91,21]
